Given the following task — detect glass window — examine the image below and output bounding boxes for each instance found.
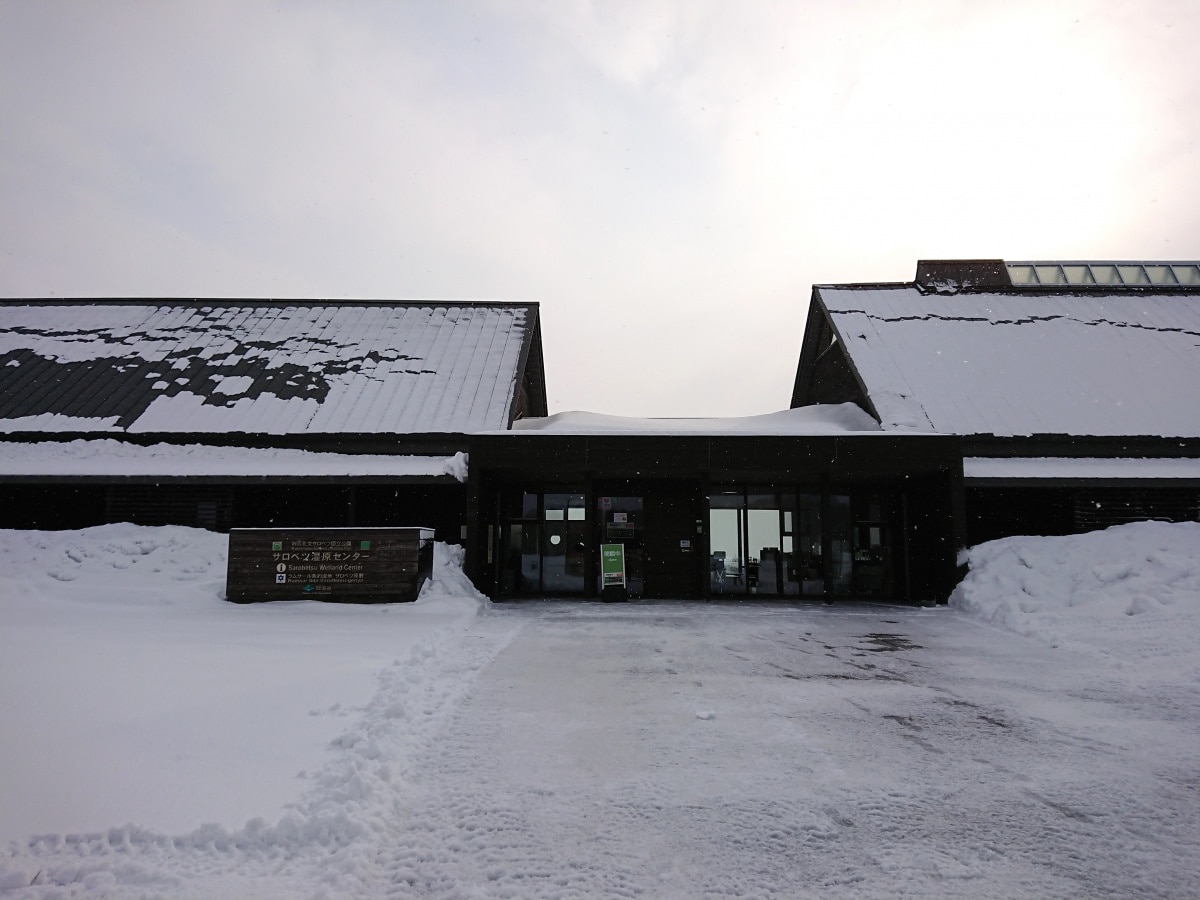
[829,494,853,594]
[498,489,588,596]
[709,491,743,509]
[746,493,782,596]
[796,493,822,595]
[708,489,797,597]
[1062,265,1095,285]
[1007,264,1037,285]
[1148,266,1179,285]
[709,507,742,594]
[709,489,743,594]
[545,493,585,518]
[499,522,540,596]
[1118,264,1151,285]
[852,521,888,595]
[1172,265,1200,285]
[502,491,539,519]
[1035,265,1067,285]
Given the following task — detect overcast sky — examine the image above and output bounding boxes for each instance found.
[3,1,1198,416]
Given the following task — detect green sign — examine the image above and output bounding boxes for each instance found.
[601,543,626,587]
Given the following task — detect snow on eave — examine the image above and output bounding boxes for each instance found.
[491,404,891,436]
[0,440,470,481]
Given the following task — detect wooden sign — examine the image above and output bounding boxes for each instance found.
[226,527,434,604]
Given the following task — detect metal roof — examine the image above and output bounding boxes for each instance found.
[812,285,1200,438]
[0,300,542,435]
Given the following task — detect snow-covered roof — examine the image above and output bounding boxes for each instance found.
[815,286,1200,437]
[0,440,468,481]
[507,404,883,435]
[0,301,541,435]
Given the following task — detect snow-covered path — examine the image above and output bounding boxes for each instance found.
[355,601,1198,899]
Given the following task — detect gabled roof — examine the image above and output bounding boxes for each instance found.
[0,300,546,436]
[793,262,1200,439]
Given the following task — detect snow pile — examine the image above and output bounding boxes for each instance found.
[0,527,505,871]
[0,522,228,604]
[417,540,489,612]
[440,450,469,483]
[951,521,1200,675]
[508,403,883,435]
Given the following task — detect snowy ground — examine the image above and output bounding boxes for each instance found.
[1,521,1197,897]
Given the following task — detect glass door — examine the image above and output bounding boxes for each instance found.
[851,495,892,597]
[745,492,783,595]
[542,493,587,594]
[709,491,743,595]
[497,489,587,596]
[498,491,540,596]
[708,489,795,597]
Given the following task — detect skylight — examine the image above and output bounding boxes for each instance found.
[1006,262,1200,288]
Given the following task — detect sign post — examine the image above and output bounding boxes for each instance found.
[600,542,627,602]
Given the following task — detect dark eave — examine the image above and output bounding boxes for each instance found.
[790,287,881,422]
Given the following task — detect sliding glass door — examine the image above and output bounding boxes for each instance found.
[498,489,587,596]
[708,488,798,597]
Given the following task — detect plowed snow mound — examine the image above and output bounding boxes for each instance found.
[951,520,1200,677]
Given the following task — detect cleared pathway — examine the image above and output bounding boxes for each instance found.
[370,601,1200,898]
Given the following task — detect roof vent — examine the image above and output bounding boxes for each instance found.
[914,260,1009,294]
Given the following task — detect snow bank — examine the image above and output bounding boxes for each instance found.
[950,521,1200,677]
[0,522,228,605]
[0,526,500,863]
[416,540,489,612]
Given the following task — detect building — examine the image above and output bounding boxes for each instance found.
[0,299,546,539]
[464,407,962,602]
[4,261,1197,605]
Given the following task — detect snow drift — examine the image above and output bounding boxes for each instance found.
[951,520,1200,677]
[0,526,497,856]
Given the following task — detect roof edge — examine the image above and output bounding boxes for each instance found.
[0,297,541,309]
